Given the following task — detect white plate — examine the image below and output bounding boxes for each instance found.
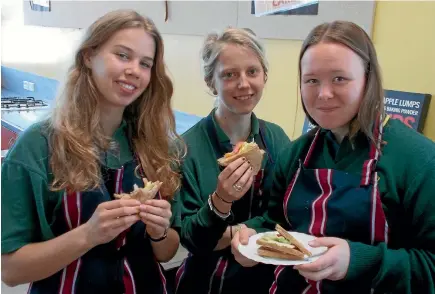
[238,231,328,266]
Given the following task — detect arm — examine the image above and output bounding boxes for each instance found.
[150,196,181,262]
[1,162,142,287]
[2,226,91,287]
[1,161,90,287]
[214,227,231,251]
[345,156,435,293]
[150,228,180,262]
[214,225,246,251]
[179,167,228,255]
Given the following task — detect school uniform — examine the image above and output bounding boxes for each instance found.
[176,109,291,294]
[1,121,178,294]
[248,117,435,294]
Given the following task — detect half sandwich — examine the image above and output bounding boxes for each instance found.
[114,178,163,204]
[217,141,265,175]
[256,224,313,260]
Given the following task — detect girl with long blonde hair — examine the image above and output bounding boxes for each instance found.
[2,10,184,294]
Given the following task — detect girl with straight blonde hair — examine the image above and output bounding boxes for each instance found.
[2,9,184,294]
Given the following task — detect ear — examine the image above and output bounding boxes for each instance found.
[264,73,268,84]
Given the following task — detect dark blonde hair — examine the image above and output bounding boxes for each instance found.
[299,21,384,144]
[201,27,269,94]
[49,10,184,199]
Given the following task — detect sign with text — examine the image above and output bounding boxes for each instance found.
[252,0,319,17]
[301,89,432,134]
[383,90,431,132]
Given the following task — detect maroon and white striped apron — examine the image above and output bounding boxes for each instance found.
[271,117,389,294]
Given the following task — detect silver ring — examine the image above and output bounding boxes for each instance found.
[233,183,243,192]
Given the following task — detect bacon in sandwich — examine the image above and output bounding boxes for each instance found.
[114,178,162,203]
[256,224,313,260]
[217,141,265,175]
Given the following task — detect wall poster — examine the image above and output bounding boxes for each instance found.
[251,0,319,17]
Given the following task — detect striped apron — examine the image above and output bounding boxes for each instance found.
[27,159,169,294]
[271,117,388,294]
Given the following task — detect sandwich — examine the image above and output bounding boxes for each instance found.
[114,178,163,203]
[256,224,312,260]
[217,141,265,175]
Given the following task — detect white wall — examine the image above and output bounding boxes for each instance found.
[2,0,84,80]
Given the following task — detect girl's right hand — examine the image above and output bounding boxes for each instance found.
[216,157,255,203]
[83,199,141,248]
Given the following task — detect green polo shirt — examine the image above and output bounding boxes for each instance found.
[1,120,180,254]
[179,108,291,255]
[249,119,435,294]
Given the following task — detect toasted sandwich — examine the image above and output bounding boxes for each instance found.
[256,224,312,260]
[114,178,162,203]
[217,141,265,175]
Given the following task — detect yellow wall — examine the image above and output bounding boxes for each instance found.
[372,1,435,140]
[3,1,434,140]
[166,1,435,140]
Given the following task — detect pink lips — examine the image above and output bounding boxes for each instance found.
[116,80,138,95]
[117,80,138,88]
[317,107,339,112]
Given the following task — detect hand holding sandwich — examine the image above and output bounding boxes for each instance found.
[114,178,171,240]
[212,141,266,209]
[133,179,171,239]
[83,199,142,248]
[214,157,255,207]
[294,237,350,281]
[139,199,172,239]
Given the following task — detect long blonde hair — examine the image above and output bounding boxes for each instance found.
[48,10,185,199]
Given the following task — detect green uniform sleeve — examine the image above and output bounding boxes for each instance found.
[345,155,435,293]
[170,194,181,235]
[278,126,292,150]
[1,123,56,254]
[179,164,228,255]
[1,161,45,254]
[244,146,296,233]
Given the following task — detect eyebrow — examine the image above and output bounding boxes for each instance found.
[114,44,154,62]
[220,65,259,72]
[302,69,348,76]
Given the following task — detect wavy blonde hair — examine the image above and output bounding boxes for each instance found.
[48,10,185,199]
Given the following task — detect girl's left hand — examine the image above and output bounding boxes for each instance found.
[293,237,350,281]
[139,200,172,239]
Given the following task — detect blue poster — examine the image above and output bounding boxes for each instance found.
[301,89,431,135]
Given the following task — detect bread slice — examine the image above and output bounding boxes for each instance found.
[258,246,306,261]
[217,142,265,175]
[256,236,306,259]
[275,224,312,257]
[114,178,162,203]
